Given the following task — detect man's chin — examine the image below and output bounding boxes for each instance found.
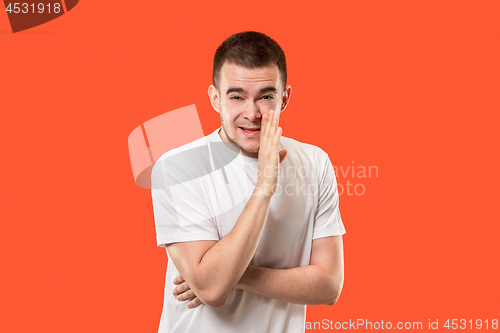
[223,130,260,156]
[237,144,260,156]
[234,137,259,152]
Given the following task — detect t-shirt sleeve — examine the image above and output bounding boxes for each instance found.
[313,152,346,240]
[151,156,220,248]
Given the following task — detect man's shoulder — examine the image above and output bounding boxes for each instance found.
[280,136,329,161]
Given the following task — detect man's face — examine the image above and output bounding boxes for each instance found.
[208,62,291,158]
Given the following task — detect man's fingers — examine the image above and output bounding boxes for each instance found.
[268,111,276,135]
[265,111,276,136]
[272,126,281,142]
[271,126,282,154]
[260,111,277,154]
[172,281,190,296]
[173,275,185,285]
[262,113,270,138]
[176,289,196,302]
[269,111,278,140]
[187,297,203,309]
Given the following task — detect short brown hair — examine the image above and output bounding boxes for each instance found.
[212,31,287,89]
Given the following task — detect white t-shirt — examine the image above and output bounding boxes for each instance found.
[151,127,346,333]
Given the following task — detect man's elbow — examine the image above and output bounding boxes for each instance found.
[324,278,343,306]
[197,289,229,309]
[325,289,341,306]
[186,270,236,309]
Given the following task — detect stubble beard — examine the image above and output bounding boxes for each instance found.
[220,111,260,156]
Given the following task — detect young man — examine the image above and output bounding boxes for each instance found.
[151,31,346,333]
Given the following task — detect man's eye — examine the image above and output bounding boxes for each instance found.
[230,96,241,100]
[262,95,273,100]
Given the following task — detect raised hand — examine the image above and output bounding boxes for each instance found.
[256,110,287,196]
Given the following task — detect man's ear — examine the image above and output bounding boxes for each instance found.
[208,85,220,113]
[281,85,292,112]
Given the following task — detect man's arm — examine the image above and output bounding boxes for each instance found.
[235,235,344,305]
[167,192,271,309]
[167,111,287,309]
[174,235,344,307]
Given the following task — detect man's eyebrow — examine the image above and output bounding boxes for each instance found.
[225,86,278,95]
[259,87,277,94]
[226,87,245,95]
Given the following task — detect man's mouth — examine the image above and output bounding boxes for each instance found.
[239,127,261,136]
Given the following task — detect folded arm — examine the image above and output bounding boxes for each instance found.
[235,235,344,305]
[174,235,344,308]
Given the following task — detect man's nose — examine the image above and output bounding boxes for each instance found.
[243,102,261,122]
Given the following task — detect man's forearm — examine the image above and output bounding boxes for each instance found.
[190,190,272,307]
[235,264,343,305]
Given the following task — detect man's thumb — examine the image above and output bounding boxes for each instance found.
[279,149,288,164]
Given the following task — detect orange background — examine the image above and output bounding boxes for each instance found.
[1,1,499,332]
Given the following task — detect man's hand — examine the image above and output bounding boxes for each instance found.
[172,275,203,309]
[256,110,287,196]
